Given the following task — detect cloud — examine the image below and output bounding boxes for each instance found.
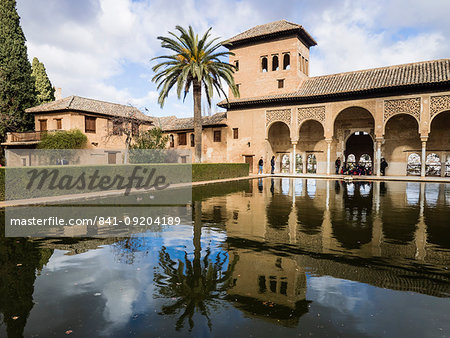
[16,0,450,118]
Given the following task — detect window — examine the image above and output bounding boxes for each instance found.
[233,128,238,139]
[234,60,239,71]
[278,79,284,88]
[190,133,195,147]
[261,56,268,72]
[55,118,62,130]
[272,55,279,71]
[85,116,96,133]
[305,58,309,74]
[112,120,122,135]
[132,121,139,137]
[169,134,174,147]
[39,119,47,131]
[214,130,221,142]
[178,132,187,145]
[283,53,290,70]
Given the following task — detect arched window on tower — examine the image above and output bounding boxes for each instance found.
[283,53,290,70]
[272,55,279,71]
[261,56,268,72]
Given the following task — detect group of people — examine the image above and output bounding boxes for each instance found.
[257,156,276,175]
[258,156,389,176]
[335,157,388,176]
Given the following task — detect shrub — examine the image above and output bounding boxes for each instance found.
[38,129,87,149]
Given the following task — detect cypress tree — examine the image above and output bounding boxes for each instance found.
[31,57,55,104]
[0,0,36,141]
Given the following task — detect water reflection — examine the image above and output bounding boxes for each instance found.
[0,178,449,336]
[331,181,373,250]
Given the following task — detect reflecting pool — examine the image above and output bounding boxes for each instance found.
[0,178,449,337]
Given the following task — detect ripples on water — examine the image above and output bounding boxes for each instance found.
[0,178,449,337]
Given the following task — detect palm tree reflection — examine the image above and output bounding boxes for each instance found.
[154,246,238,331]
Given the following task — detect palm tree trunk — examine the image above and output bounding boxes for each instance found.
[193,81,202,163]
[193,200,202,283]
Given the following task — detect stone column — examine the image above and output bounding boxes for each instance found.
[302,152,307,174]
[421,138,427,177]
[292,142,297,174]
[326,139,332,175]
[375,138,383,176]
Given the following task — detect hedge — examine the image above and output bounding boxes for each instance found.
[0,163,249,202]
[192,163,249,182]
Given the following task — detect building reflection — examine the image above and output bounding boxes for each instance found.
[225,249,310,327]
[199,177,450,299]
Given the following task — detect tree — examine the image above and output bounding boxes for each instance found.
[152,26,239,163]
[31,57,55,104]
[129,127,170,163]
[105,111,151,164]
[0,0,36,142]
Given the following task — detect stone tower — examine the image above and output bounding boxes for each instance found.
[225,20,317,99]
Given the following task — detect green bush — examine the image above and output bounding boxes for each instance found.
[38,129,87,149]
[192,163,249,182]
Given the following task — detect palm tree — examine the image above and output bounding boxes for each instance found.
[152,26,239,163]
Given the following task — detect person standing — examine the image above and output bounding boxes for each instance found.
[258,157,264,174]
[270,156,275,174]
[380,158,388,176]
[335,157,341,174]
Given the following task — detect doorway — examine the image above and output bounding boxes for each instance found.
[244,155,254,173]
[345,132,373,168]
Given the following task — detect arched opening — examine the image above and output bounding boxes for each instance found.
[359,154,372,170]
[283,54,290,70]
[307,154,316,173]
[426,153,441,176]
[295,154,302,173]
[281,154,290,173]
[190,133,195,147]
[272,55,279,71]
[331,181,373,250]
[407,153,421,176]
[345,132,373,174]
[268,121,291,173]
[261,57,268,72]
[428,110,450,177]
[333,107,374,174]
[384,114,421,176]
[169,134,174,148]
[298,120,325,174]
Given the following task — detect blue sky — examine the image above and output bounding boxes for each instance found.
[16,0,450,118]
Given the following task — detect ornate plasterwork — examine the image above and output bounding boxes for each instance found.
[297,106,325,125]
[266,109,291,126]
[430,95,450,118]
[384,98,420,121]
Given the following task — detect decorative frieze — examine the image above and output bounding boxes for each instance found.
[266,109,291,126]
[430,95,450,118]
[384,98,420,121]
[297,106,325,125]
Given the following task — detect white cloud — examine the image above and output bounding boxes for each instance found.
[16,0,450,118]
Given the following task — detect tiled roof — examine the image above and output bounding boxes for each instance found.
[153,112,227,131]
[26,96,153,122]
[226,20,317,47]
[218,59,450,107]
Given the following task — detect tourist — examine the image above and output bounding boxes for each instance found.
[270,156,275,174]
[258,157,264,174]
[380,158,388,176]
[335,157,341,174]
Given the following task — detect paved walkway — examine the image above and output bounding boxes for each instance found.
[251,172,450,183]
[2,173,449,208]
